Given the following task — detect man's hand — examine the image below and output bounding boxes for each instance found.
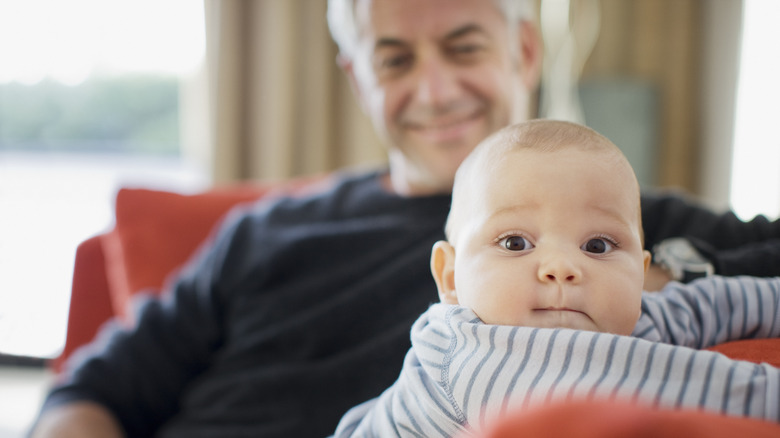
[644,263,673,292]
[29,401,124,438]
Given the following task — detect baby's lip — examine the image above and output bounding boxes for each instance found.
[534,307,586,314]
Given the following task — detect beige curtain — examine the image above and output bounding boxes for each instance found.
[582,0,703,192]
[203,0,386,184]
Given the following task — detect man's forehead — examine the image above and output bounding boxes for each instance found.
[354,0,503,43]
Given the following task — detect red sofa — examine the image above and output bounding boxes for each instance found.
[53,178,780,436]
[473,399,780,438]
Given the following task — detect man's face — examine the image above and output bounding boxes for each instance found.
[346,0,537,195]
[448,148,650,335]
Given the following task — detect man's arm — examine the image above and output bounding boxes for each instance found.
[641,190,780,278]
[643,264,673,291]
[701,238,780,277]
[29,402,124,438]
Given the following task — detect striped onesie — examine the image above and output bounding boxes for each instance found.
[333,276,780,437]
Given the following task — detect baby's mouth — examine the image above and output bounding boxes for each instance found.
[533,307,589,317]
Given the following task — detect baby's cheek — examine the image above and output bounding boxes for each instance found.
[615,298,642,335]
[476,295,530,326]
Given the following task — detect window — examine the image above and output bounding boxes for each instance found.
[730,0,780,221]
[0,0,208,358]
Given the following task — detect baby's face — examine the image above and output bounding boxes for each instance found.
[447,147,650,335]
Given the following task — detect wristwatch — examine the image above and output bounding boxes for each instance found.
[652,238,715,283]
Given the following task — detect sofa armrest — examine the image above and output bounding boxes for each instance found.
[50,235,115,374]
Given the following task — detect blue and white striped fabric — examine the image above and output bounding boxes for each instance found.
[334,276,780,437]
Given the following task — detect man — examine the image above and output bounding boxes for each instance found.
[30,1,780,437]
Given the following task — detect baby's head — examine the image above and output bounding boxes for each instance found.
[431,120,651,335]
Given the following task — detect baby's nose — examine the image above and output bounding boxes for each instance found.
[537,250,582,284]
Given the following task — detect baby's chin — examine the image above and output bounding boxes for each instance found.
[479,309,636,335]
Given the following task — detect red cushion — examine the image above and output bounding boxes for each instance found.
[473,400,780,438]
[707,338,780,368]
[102,176,330,320]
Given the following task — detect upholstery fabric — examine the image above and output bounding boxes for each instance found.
[472,400,780,438]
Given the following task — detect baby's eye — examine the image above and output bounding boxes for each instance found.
[581,238,614,254]
[501,235,534,252]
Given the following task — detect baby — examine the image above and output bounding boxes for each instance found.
[334,120,780,437]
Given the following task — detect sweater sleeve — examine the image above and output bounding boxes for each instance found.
[39,206,252,437]
[641,190,780,277]
[634,276,780,348]
[698,238,780,278]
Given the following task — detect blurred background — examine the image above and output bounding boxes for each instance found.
[0,0,778,435]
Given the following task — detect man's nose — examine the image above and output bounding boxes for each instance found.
[537,248,582,284]
[412,55,460,106]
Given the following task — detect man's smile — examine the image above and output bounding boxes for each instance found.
[402,106,486,143]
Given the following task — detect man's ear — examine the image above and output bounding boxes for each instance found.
[431,240,458,304]
[336,54,369,114]
[518,20,543,90]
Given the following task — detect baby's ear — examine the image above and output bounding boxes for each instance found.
[431,241,458,304]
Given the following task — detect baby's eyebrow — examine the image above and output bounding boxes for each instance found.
[487,202,539,220]
[588,204,637,232]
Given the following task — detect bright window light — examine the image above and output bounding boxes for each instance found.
[0,0,205,85]
[0,0,207,359]
[730,0,780,221]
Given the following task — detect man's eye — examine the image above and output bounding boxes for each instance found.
[447,44,483,62]
[581,238,614,254]
[377,54,412,71]
[501,236,534,252]
[450,44,481,54]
